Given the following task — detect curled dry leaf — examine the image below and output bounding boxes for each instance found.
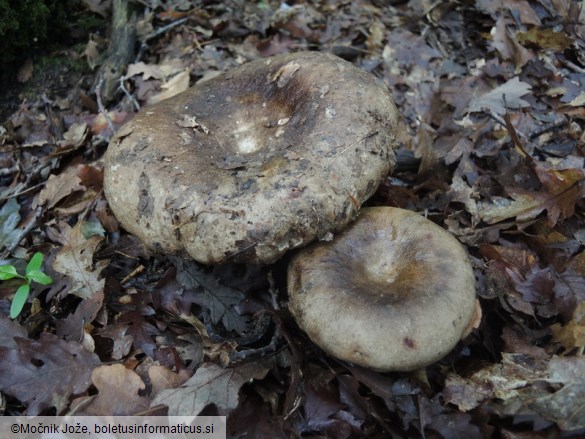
[479,160,585,226]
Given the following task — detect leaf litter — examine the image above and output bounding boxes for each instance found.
[0,0,584,436]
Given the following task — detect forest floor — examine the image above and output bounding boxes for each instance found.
[1,0,584,437]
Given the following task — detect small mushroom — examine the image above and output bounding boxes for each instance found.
[104,52,398,264]
[287,207,478,372]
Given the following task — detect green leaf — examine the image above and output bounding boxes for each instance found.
[26,269,53,285]
[0,264,21,280]
[10,283,30,319]
[26,252,44,274]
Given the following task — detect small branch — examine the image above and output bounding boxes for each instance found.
[136,17,188,63]
[119,76,140,111]
[96,76,116,136]
[529,117,569,140]
[482,107,532,159]
[1,206,42,257]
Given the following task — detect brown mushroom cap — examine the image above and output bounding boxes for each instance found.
[287,207,477,372]
[103,52,398,264]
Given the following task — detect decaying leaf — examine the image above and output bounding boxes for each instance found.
[551,301,585,353]
[0,198,21,250]
[82,364,150,415]
[444,354,585,431]
[152,360,271,415]
[37,166,84,209]
[479,160,585,226]
[517,28,574,51]
[146,70,190,105]
[0,333,100,415]
[51,220,108,299]
[467,76,531,115]
[173,258,248,334]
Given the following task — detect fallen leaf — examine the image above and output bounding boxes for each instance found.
[173,258,248,334]
[0,198,21,251]
[56,289,105,342]
[127,62,165,80]
[443,353,547,412]
[51,220,108,299]
[479,162,585,226]
[58,122,88,149]
[0,333,100,415]
[37,166,84,209]
[152,360,271,415]
[148,364,191,396]
[0,316,28,349]
[96,322,133,360]
[490,16,533,70]
[551,301,585,352]
[530,356,585,431]
[147,70,190,105]
[468,76,532,115]
[83,364,150,415]
[517,28,574,51]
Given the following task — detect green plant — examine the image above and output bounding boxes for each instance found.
[0,252,52,319]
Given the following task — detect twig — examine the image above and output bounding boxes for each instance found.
[1,206,42,257]
[321,131,378,172]
[481,107,532,158]
[136,17,188,63]
[0,182,46,201]
[119,76,140,111]
[144,17,188,43]
[121,264,145,285]
[95,76,116,136]
[529,117,569,140]
[562,58,585,74]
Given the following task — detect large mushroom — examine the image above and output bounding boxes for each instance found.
[104,52,398,265]
[287,207,478,372]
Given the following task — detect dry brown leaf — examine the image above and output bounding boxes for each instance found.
[146,70,190,105]
[490,16,533,70]
[152,360,271,415]
[51,220,108,299]
[37,165,87,209]
[517,28,574,51]
[551,301,585,352]
[83,364,150,415]
[148,365,191,396]
[479,162,585,226]
[0,333,100,415]
[126,62,165,80]
[58,122,88,148]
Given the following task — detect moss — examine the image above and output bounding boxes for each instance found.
[0,0,51,63]
[0,0,105,66]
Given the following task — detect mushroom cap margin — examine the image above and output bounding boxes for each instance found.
[103,52,398,264]
[287,206,477,372]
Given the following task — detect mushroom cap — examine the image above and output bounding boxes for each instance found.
[287,207,477,372]
[103,52,398,264]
